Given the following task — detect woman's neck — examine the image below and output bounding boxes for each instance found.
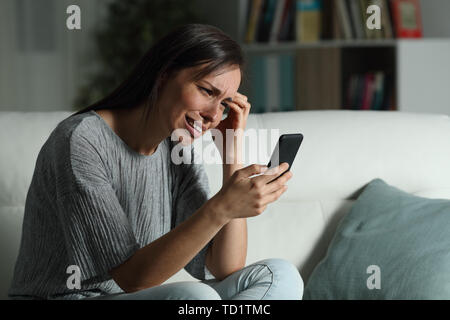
[97,104,167,156]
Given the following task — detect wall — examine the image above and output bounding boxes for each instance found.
[398,39,450,115]
[420,0,450,38]
[398,0,450,115]
[0,0,111,112]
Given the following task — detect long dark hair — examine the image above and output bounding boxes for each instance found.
[73,24,246,121]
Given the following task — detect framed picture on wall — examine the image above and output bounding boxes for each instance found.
[391,0,423,38]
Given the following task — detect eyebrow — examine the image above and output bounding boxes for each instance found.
[203,80,233,102]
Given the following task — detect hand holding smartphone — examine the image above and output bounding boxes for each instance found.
[212,134,303,220]
[266,134,303,181]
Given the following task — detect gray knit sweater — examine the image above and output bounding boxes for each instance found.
[8,110,213,299]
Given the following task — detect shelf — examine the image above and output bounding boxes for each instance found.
[242,39,398,54]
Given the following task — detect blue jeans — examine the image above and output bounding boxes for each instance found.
[92,258,303,300]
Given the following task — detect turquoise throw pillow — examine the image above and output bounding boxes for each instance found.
[304,179,450,300]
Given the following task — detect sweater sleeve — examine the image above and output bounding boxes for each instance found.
[171,145,215,280]
[55,129,140,283]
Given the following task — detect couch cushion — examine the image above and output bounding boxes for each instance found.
[304,179,450,299]
[0,206,25,299]
[0,112,71,207]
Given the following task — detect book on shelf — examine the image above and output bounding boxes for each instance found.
[379,0,394,38]
[361,73,375,109]
[347,0,365,39]
[245,0,263,43]
[360,0,374,39]
[248,54,296,113]
[344,71,394,111]
[336,0,353,40]
[365,0,389,39]
[320,0,334,39]
[331,1,343,39]
[245,0,294,43]
[372,72,385,110]
[269,0,287,43]
[280,0,297,41]
[248,54,396,112]
[256,0,278,42]
[295,0,322,43]
[244,0,399,43]
[295,48,341,110]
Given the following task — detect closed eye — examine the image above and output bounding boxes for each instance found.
[198,85,230,109]
[198,86,213,96]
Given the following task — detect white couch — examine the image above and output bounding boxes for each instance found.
[1,110,450,299]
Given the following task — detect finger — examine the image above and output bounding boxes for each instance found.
[252,162,290,184]
[235,92,248,101]
[264,171,292,194]
[227,100,245,116]
[231,96,251,111]
[235,164,268,179]
[253,205,267,216]
[245,102,251,116]
[260,185,288,206]
[266,162,290,174]
[242,99,251,117]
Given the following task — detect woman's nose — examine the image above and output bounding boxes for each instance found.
[200,104,220,123]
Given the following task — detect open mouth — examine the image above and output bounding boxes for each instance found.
[185,115,203,138]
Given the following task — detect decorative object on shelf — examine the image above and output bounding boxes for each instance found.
[390,0,423,38]
[74,0,201,109]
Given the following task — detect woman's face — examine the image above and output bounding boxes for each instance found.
[156,64,242,144]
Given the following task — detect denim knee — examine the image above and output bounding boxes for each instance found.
[255,258,304,300]
[177,282,222,300]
